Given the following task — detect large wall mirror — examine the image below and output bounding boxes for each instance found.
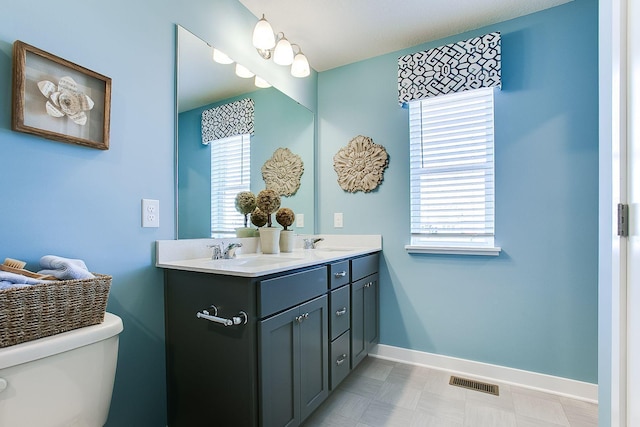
[176,25,315,239]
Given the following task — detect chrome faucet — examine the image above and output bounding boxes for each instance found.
[303,237,324,249]
[208,244,223,260]
[208,242,242,259]
[223,242,242,259]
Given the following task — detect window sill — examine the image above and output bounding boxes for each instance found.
[405,245,502,256]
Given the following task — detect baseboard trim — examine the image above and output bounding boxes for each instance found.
[369,344,597,403]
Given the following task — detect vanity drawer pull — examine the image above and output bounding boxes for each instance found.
[336,354,347,366]
[334,271,347,278]
[335,307,347,316]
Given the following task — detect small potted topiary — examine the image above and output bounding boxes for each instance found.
[255,189,281,253]
[234,191,256,237]
[276,207,296,252]
[250,207,267,237]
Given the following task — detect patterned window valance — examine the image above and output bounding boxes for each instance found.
[201,98,255,145]
[398,32,501,106]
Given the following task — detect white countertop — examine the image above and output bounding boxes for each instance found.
[156,235,382,278]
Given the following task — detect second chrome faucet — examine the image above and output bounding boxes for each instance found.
[208,242,243,259]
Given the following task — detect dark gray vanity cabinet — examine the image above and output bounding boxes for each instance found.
[163,251,379,427]
[351,254,380,368]
[259,295,328,427]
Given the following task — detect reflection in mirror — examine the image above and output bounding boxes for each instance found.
[176,25,315,239]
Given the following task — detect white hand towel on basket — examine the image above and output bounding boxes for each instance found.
[38,255,95,280]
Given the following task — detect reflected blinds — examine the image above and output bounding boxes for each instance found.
[210,134,251,235]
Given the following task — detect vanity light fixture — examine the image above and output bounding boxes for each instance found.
[251,14,311,78]
[235,63,255,78]
[212,48,233,65]
[272,35,294,65]
[252,14,276,53]
[290,45,310,78]
[254,76,272,88]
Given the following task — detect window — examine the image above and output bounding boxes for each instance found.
[406,87,500,255]
[210,134,251,236]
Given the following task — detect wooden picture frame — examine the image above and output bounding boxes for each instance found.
[11,40,111,150]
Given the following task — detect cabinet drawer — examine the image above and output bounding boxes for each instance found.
[351,253,379,282]
[330,330,351,390]
[258,266,327,318]
[329,260,350,289]
[330,285,350,340]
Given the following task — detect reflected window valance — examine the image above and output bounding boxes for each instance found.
[201,98,255,145]
[398,32,501,106]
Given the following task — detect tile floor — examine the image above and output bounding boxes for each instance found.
[303,357,598,427]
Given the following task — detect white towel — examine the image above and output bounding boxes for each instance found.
[38,255,95,280]
[0,271,47,290]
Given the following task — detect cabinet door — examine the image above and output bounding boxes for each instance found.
[259,305,300,427]
[299,295,329,421]
[351,273,379,368]
[259,295,328,427]
[364,273,379,349]
[351,276,367,368]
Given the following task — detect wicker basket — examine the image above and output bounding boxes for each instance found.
[0,274,111,348]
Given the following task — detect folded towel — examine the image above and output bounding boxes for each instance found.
[0,271,47,290]
[38,255,95,280]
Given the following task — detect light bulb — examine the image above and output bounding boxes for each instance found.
[212,48,233,65]
[273,36,294,66]
[235,63,254,78]
[252,15,275,50]
[291,52,310,78]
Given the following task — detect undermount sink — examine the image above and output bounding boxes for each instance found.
[206,254,304,268]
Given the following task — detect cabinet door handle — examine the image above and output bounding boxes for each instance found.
[364,281,373,288]
[336,354,347,366]
[334,271,347,278]
[335,307,347,316]
[295,313,309,323]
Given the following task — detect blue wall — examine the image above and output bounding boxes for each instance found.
[317,0,598,383]
[0,0,599,425]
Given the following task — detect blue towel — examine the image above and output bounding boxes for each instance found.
[37,255,95,280]
[0,271,47,290]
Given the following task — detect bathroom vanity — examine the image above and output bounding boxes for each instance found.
[157,236,381,427]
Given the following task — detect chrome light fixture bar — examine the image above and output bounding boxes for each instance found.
[252,14,310,78]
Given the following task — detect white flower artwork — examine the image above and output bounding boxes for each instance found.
[37,76,94,126]
[333,135,389,193]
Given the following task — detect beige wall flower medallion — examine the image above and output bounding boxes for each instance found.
[333,135,389,193]
[261,147,304,197]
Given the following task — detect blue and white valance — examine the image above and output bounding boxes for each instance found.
[398,32,501,106]
[201,98,255,145]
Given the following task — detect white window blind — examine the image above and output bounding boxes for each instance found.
[409,87,496,249]
[210,134,251,236]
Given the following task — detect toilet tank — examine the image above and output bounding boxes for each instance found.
[0,312,123,427]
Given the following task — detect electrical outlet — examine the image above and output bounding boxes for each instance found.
[142,199,160,228]
[334,212,343,228]
[296,213,305,228]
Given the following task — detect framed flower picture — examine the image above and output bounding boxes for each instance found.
[11,40,111,150]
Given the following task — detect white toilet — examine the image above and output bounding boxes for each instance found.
[0,312,123,427]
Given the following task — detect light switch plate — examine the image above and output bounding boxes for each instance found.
[334,212,343,228]
[296,213,305,228]
[142,199,159,228]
